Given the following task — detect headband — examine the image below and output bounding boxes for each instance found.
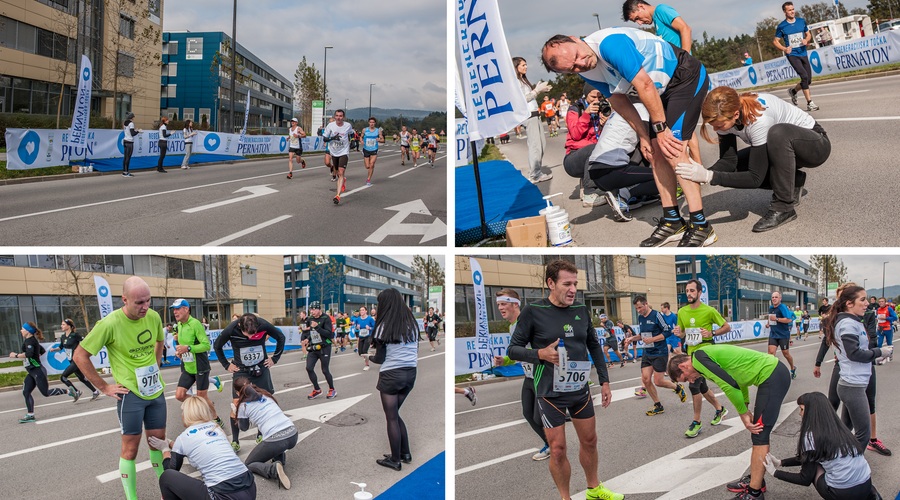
[496,296,520,306]
[22,323,37,334]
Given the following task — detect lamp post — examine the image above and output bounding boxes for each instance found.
[344,98,349,110]
[592,13,602,30]
[323,46,333,129]
[883,261,889,300]
[230,0,238,133]
[368,83,375,119]
[863,279,868,291]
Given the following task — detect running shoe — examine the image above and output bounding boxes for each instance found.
[122,172,134,177]
[333,195,340,205]
[90,391,101,401]
[215,417,227,430]
[646,404,665,416]
[341,182,347,193]
[583,191,606,207]
[585,482,624,500]
[67,387,76,399]
[674,383,687,402]
[532,445,551,461]
[300,159,306,169]
[363,365,370,371]
[640,218,686,247]
[677,223,717,247]
[733,490,765,500]
[685,420,702,438]
[19,414,36,423]
[726,474,765,493]
[212,375,223,393]
[604,191,633,222]
[286,172,292,179]
[181,165,189,170]
[676,185,684,200]
[307,389,323,400]
[331,175,337,182]
[807,101,819,111]
[634,387,648,398]
[275,462,291,490]
[231,441,240,452]
[366,180,372,186]
[711,406,729,426]
[326,388,337,399]
[256,433,263,444]
[867,438,892,456]
[464,387,477,406]
[73,389,82,403]
[791,367,797,380]
[788,87,799,106]
[530,173,553,184]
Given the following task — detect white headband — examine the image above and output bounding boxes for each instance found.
[496,296,520,305]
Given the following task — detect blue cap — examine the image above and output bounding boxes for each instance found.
[169,298,190,309]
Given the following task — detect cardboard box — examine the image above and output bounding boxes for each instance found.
[506,215,547,247]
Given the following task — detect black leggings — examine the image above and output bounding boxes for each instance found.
[159,469,257,500]
[246,431,298,481]
[787,55,813,90]
[122,142,134,172]
[23,366,67,413]
[589,163,658,198]
[59,363,96,393]
[380,391,411,461]
[306,344,334,391]
[521,380,547,447]
[157,141,168,169]
[766,123,830,211]
[827,362,876,415]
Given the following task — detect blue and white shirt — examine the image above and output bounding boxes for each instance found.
[636,309,671,358]
[237,396,294,440]
[579,28,679,98]
[775,18,810,57]
[172,422,247,488]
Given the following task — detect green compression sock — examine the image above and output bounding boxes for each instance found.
[148,449,164,478]
[119,458,138,500]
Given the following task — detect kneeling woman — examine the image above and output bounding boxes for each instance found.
[233,378,297,490]
[154,396,256,500]
[764,392,881,499]
[676,86,830,233]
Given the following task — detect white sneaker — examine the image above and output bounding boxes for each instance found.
[181,165,189,169]
[532,445,551,461]
[807,101,819,111]
[582,192,607,207]
[530,173,553,184]
[363,366,370,371]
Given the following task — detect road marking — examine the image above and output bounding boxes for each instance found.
[0,428,121,460]
[203,215,293,246]
[456,419,529,439]
[455,448,540,475]
[388,155,447,178]
[364,199,446,244]
[183,184,279,213]
[817,116,900,122]
[782,89,868,100]
[456,400,520,415]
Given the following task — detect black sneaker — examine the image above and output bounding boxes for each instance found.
[751,209,797,233]
[726,474,765,493]
[677,223,717,247]
[788,88,798,106]
[793,186,804,206]
[640,218,686,247]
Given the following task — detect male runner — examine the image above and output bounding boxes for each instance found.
[674,279,729,438]
[302,302,336,399]
[286,117,306,179]
[774,2,819,111]
[169,299,224,428]
[875,297,896,356]
[764,291,797,379]
[354,306,375,371]
[817,297,830,339]
[425,307,441,351]
[322,110,354,204]
[74,277,167,500]
[668,344,791,500]
[213,313,286,451]
[507,260,619,500]
[399,125,411,165]
[632,295,686,416]
[599,314,624,368]
[661,302,681,354]
[425,128,440,167]
[361,117,385,186]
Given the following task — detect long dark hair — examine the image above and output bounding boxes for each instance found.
[233,377,278,408]
[374,288,419,344]
[512,57,533,89]
[797,392,864,458]
[824,285,864,349]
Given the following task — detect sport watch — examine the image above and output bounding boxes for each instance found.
[651,121,667,133]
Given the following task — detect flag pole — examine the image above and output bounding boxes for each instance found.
[469,139,489,241]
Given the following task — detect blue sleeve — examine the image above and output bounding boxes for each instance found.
[597,34,645,83]
[780,304,792,319]
[775,22,784,40]
[890,308,898,322]
[800,18,809,34]
[655,4,679,26]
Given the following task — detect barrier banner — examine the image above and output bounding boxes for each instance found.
[68,55,92,149]
[94,276,114,319]
[470,258,493,373]
[41,342,109,376]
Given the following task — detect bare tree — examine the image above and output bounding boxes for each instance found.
[808,255,848,298]
[412,256,445,311]
[51,256,93,332]
[308,256,344,312]
[705,256,740,316]
[45,6,80,129]
[104,0,161,129]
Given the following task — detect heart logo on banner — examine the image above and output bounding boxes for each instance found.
[280,137,287,151]
[18,130,41,165]
[204,133,221,151]
[117,132,126,154]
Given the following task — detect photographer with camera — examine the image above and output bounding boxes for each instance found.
[301,302,338,401]
[564,85,611,207]
[214,313,286,452]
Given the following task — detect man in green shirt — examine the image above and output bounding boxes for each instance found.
[673,279,729,438]
[667,343,791,500]
[169,299,224,429]
[74,277,166,500]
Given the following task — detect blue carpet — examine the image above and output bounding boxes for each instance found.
[455,160,547,245]
[376,451,444,499]
[87,153,245,172]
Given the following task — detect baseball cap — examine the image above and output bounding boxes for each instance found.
[310,301,322,309]
[169,298,190,309]
[599,313,608,319]
[291,117,298,122]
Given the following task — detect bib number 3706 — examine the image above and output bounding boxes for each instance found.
[553,361,591,392]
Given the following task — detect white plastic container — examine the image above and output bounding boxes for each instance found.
[557,338,567,378]
[351,482,373,500]
[540,193,573,246]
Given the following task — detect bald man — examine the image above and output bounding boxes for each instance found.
[75,276,167,500]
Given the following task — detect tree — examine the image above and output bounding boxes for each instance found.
[705,256,740,317]
[868,0,898,22]
[413,256,445,311]
[799,1,849,24]
[51,256,94,332]
[808,255,849,298]
[293,57,324,132]
[308,256,344,312]
[203,255,252,329]
[548,73,586,101]
[210,39,251,132]
[46,6,79,129]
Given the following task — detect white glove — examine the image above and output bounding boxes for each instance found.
[675,159,713,184]
[763,453,780,476]
[880,345,893,358]
[148,436,170,453]
[534,81,552,94]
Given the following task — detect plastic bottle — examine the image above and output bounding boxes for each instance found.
[557,338,567,377]
[540,193,573,246]
[351,482,373,500]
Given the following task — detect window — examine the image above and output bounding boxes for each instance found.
[165,84,176,98]
[167,40,178,55]
[165,62,177,77]
[243,300,258,314]
[186,37,203,60]
[182,108,194,121]
[82,255,105,272]
[628,257,646,278]
[117,53,135,77]
[119,15,135,39]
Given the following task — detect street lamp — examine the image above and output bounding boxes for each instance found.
[344,98,349,110]
[863,279,868,291]
[368,83,375,119]
[230,0,238,132]
[883,261,889,299]
[323,46,333,129]
[592,13,602,30]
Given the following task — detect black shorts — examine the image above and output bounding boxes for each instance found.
[376,366,416,395]
[117,392,167,435]
[537,389,594,428]
[768,337,790,350]
[786,55,812,89]
[427,145,437,152]
[688,375,709,396]
[231,366,274,398]
[641,354,668,373]
[544,115,555,124]
[751,362,791,446]
[332,155,349,169]
[651,47,709,142]
[177,370,210,391]
[362,149,378,158]
[336,331,347,338]
[289,147,302,155]
[426,327,438,341]
[358,336,371,356]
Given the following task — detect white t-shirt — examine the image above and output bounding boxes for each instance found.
[237,396,294,440]
[123,121,136,143]
[172,422,247,488]
[717,93,816,146]
[158,124,169,143]
[588,103,649,166]
[323,122,354,157]
[520,79,539,113]
[183,128,194,144]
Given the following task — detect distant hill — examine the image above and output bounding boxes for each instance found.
[866,286,900,300]
[344,108,437,121]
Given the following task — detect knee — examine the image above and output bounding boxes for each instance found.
[549,441,568,462]
[640,373,651,386]
[581,432,598,449]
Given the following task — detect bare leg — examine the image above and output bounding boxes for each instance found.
[749,444,768,490]
[571,416,600,490]
[543,425,572,500]
[642,366,659,403]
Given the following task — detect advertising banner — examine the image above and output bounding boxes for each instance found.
[68,55,92,149]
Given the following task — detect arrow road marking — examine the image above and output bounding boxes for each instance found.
[364,199,446,244]
[183,184,278,213]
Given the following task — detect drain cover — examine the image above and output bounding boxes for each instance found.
[322,412,367,426]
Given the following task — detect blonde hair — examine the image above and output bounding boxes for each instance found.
[181,396,216,427]
[700,86,766,144]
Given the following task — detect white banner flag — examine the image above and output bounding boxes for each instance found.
[68,55,92,149]
[470,257,493,372]
[699,278,710,306]
[94,276,114,319]
[455,0,529,141]
[240,88,251,140]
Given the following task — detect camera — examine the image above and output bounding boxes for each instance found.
[246,364,263,378]
[598,99,612,117]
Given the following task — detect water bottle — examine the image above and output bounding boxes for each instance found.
[557,338,567,377]
[351,482,373,500]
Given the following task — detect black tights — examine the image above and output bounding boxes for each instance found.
[306,345,334,390]
[521,381,547,446]
[380,391,410,461]
[23,367,66,413]
[59,363,96,393]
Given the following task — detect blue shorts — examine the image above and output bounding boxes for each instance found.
[666,335,681,350]
[117,392,167,435]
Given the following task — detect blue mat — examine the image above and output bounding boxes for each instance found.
[455,160,547,245]
[86,153,245,172]
[376,451,444,499]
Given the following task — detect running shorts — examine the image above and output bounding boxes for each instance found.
[376,366,416,395]
[333,155,349,169]
[650,47,709,142]
[751,362,791,446]
[688,375,709,396]
[768,337,790,350]
[177,370,210,391]
[362,149,377,158]
[537,389,594,428]
[641,354,668,373]
[427,327,438,342]
[358,336,371,357]
[289,147,302,155]
[117,392,167,435]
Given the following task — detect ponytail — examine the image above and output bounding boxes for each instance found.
[700,86,765,144]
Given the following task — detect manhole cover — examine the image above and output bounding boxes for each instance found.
[322,412,367,426]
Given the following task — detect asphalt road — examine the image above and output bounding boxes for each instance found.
[0,341,445,499]
[0,145,447,246]
[494,74,900,247]
[455,339,900,500]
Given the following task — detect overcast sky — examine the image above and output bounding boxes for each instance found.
[164,1,446,111]
[390,255,446,269]
[491,0,872,84]
[786,255,900,293]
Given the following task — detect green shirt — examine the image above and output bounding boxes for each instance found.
[81,308,165,400]
[176,316,210,375]
[691,344,778,415]
[676,303,727,355]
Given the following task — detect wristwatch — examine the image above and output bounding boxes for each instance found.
[651,121,667,133]
[187,345,192,353]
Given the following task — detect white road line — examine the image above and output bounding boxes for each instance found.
[782,89,869,100]
[456,400,520,415]
[389,165,422,178]
[203,215,292,246]
[455,448,540,475]
[456,419,528,439]
[817,116,900,121]
[340,184,371,198]
[0,428,121,460]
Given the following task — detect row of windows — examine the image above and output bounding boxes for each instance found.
[0,255,202,281]
[348,256,413,279]
[0,75,75,115]
[0,15,76,63]
[456,285,586,324]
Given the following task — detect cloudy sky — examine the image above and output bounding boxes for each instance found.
[164,1,446,111]
[790,255,900,292]
[490,0,871,84]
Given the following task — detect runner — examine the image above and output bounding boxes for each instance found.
[399,125,411,165]
[618,320,638,362]
[410,128,421,167]
[801,308,811,341]
[425,128,440,167]
[507,260,620,500]
[169,299,224,430]
[50,318,100,402]
[875,297,896,357]
[764,291,798,379]
[774,2,819,111]
[632,296,687,417]
[298,310,309,360]
[233,378,298,490]
[541,96,558,137]
[286,117,306,179]
[213,313,286,452]
[73,277,167,500]
[661,302,682,354]
[668,343,792,500]
[334,312,348,352]
[455,386,477,405]
[322,110,353,204]
[354,306,376,371]
[362,117,385,186]
[425,307,441,351]
[673,279,730,438]
[599,314,625,368]
[301,302,336,400]
[11,321,76,421]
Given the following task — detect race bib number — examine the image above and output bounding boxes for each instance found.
[553,360,591,392]
[240,345,264,366]
[66,348,74,361]
[685,328,703,346]
[311,331,322,344]
[641,332,656,346]
[359,328,370,338]
[788,32,804,48]
[365,138,377,148]
[181,351,194,363]
[522,362,534,379]
[135,364,162,397]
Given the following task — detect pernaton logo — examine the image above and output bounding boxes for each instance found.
[563,324,575,337]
